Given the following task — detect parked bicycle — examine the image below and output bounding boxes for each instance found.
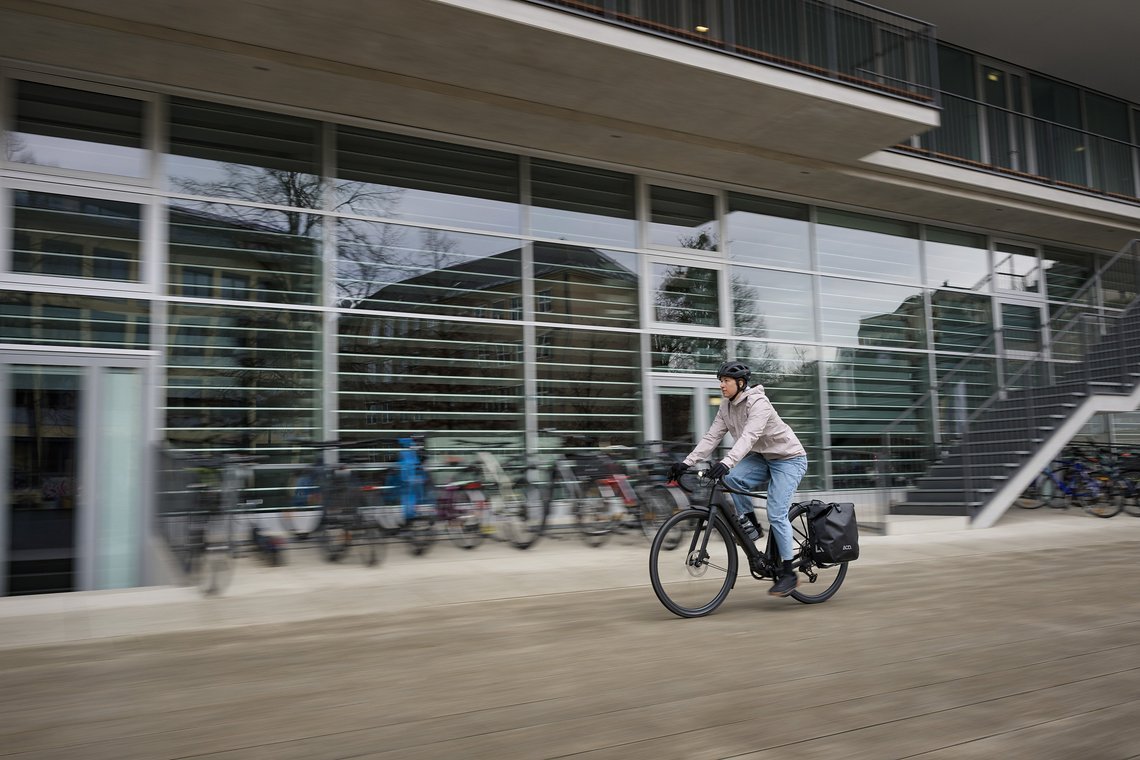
[157,448,263,596]
[649,470,849,617]
[293,439,383,566]
[1018,445,1125,518]
[454,442,546,550]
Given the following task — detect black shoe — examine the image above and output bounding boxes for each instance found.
[735,513,760,542]
[746,512,763,539]
[768,560,798,597]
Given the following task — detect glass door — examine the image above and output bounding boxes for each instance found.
[2,356,147,596]
[992,241,1048,387]
[652,381,722,448]
[6,366,82,595]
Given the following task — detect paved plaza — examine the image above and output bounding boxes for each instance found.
[2,510,1139,759]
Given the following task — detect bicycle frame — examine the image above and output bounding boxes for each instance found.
[689,479,781,580]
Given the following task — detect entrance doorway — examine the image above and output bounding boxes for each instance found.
[2,354,148,595]
[651,380,722,447]
[992,241,1048,385]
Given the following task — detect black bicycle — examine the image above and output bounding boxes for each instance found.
[649,471,848,617]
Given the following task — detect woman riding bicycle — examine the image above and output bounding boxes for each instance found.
[668,361,809,597]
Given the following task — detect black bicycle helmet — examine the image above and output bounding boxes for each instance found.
[716,361,751,381]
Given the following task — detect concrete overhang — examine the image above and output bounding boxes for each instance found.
[2,0,1137,252]
[0,0,937,167]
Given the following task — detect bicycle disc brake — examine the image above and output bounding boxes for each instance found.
[685,549,709,577]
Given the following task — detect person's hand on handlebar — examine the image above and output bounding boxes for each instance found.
[707,461,729,481]
[667,461,689,483]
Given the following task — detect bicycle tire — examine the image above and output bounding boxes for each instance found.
[649,509,738,618]
[1124,472,1140,516]
[1084,487,1123,518]
[1016,474,1046,508]
[445,489,486,550]
[636,484,677,541]
[406,517,434,556]
[786,502,847,604]
[577,482,614,547]
[508,482,547,550]
[357,521,384,567]
[196,512,235,596]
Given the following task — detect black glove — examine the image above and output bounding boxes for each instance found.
[707,461,730,481]
[667,461,690,482]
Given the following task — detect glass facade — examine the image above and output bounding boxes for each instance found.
[1,75,1127,507]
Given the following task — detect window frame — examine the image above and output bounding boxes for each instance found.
[642,251,729,335]
[1,178,158,296]
[1,70,160,187]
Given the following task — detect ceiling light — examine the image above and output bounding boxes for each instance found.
[695,25,709,32]
[987,72,1000,81]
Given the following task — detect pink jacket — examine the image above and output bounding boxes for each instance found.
[683,384,806,468]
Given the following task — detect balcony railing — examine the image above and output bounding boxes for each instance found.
[896,92,1140,203]
[521,0,939,105]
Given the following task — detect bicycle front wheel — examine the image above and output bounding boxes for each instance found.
[649,510,738,618]
[786,503,847,604]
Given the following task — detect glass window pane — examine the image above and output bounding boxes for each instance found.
[11,80,147,177]
[336,221,521,318]
[825,346,929,488]
[730,267,814,341]
[924,227,988,290]
[0,292,149,349]
[1000,303,1041,352]
[648,186,718,250]
[930,290,992,352]
[165,304,321,447]
[737,341,822,490]
[649,335,725,373]
[167,98,322,208]
[529,160,636,247]
[726,193,810,269]
[652,263,720,326]
[336,127,520,234]
[11,190,142,282]
[993,242,1042,294]
[168,201,321,305]
[534,242,639,328]
[1042,246,1095,304]
[935,355,997,441]
[536,327,641,445]
[817,209,920,283]
[339,316,524,437]
[819,277,925,349]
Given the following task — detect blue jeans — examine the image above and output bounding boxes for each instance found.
[723,453,808,562]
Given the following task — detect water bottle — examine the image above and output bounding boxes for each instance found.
[736,512,760,542]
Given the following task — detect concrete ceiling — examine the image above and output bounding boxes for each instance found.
[0,0,1137,251]
[873,0,1140,104]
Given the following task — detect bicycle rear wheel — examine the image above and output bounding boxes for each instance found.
[649,510,738,618]
[786,503,847,604]
[577,483,615,547]
[507,482,547,550]
[356,519,384,567]
[445,489,486,549]
[194,512,235,596]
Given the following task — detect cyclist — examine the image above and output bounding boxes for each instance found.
[668,361,808,597]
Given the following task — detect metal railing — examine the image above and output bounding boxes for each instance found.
[521,0,939,105]
[897,92,1140,202]
[882,239,1140,499]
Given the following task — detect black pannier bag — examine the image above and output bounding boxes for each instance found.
[805,501,859,563]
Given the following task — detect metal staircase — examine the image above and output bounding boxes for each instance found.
[883,240,1140,528]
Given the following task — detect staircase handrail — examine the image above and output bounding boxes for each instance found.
[882,238,1140,480]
